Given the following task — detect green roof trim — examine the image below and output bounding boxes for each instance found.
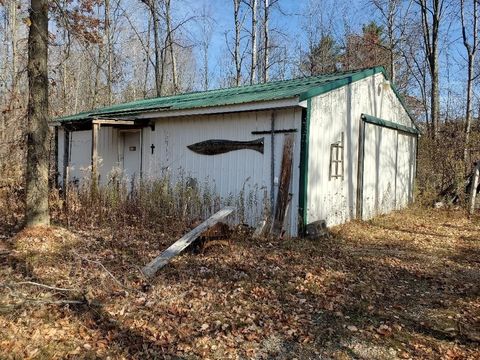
[361,114,420,135]
[55,66,413,124]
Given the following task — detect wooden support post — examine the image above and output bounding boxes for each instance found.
[356,118,366,220]
[469,162,480,215]
[142,206,235,277]
[62,127,70,200]
[271,134,294,237]
[91,122,100,189]
[270,112,275,210]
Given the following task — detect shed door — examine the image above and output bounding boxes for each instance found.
[122,131,141,182]
[362,123,397,219]
[395,133,416,208]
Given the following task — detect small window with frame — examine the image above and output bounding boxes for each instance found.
[329,132,344,180]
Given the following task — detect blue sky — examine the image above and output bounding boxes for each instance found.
[119,0,472,114]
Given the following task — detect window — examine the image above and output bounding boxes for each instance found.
[329,132,344,180]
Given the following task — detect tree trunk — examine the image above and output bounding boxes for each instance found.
[464,55,475,162]
[418,0,442,140]
[105,0,113,105]
[250,0,258,85]
[461,0,478,164]
[26,0,50,227]
[262,0,269,83]
[430,55,439,139]
[233,0,242,86]
[165,0,178,93]
[144,16,152,97]
[149,0,163,96]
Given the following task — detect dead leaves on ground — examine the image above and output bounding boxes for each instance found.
[0,208,479,359]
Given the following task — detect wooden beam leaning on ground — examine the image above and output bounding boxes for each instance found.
[142,207,235,277]
[271,134,294,237]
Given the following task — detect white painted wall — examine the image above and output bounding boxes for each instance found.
[306,72,416,226]
[142,108,302,235]
[57,127,121,187]
[57,108,303,235]
[362,124,397,219]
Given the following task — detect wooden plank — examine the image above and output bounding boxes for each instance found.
[469,162,480,215]
[251,128,297,135]
[142,206,235,277]
[92,119,136,125]
[356,119,366,220]
[271,134,294,236]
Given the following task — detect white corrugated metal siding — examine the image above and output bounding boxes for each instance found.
[57,127,121,186]
[362,123,397,219]
[143,108,302,235]
[57,108,303,236]
[307,72,416,227]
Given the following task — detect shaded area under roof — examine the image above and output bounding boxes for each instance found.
[56,67,387,123]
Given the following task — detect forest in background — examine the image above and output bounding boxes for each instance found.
[0,0,479,202]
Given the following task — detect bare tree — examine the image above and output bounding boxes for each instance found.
[164,0,178,93]
[371,0,413,83]
[262,0,270,83]
[460,0,479,163]
[233,0,244,86]
[142,0,164,96]
[416,0,445,139]
[105,0,113,105]
[198,4,213,90]
[243,0,258,84]
[26,0,50,226]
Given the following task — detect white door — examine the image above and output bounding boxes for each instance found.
[122,131,141,183]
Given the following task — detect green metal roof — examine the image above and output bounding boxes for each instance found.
[56,66,412,124]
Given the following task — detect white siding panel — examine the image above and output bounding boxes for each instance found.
[143,108,302,235]
[69,130,92,184]
[57,126,121,186]
[395,133,416,208]
[98,127,120,184]
[307,72,416,227]
[362,123,397,219]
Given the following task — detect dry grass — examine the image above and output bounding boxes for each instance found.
[0,207,479,359]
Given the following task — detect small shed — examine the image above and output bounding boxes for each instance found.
[53,67,419,236]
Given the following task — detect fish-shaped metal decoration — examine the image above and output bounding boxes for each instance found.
[187,138,264,155]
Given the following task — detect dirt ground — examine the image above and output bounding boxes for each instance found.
[0,207,479,359]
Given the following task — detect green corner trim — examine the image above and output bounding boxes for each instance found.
[361,114,419,135]
[299,99,311,233]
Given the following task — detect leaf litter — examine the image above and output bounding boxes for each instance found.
[0,207,479,359]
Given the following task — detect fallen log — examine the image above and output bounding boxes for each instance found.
[142,207,235,277]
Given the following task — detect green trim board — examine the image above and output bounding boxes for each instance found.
[361,114,419,135]
[54,67,416,127]
[298,100,311,234]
